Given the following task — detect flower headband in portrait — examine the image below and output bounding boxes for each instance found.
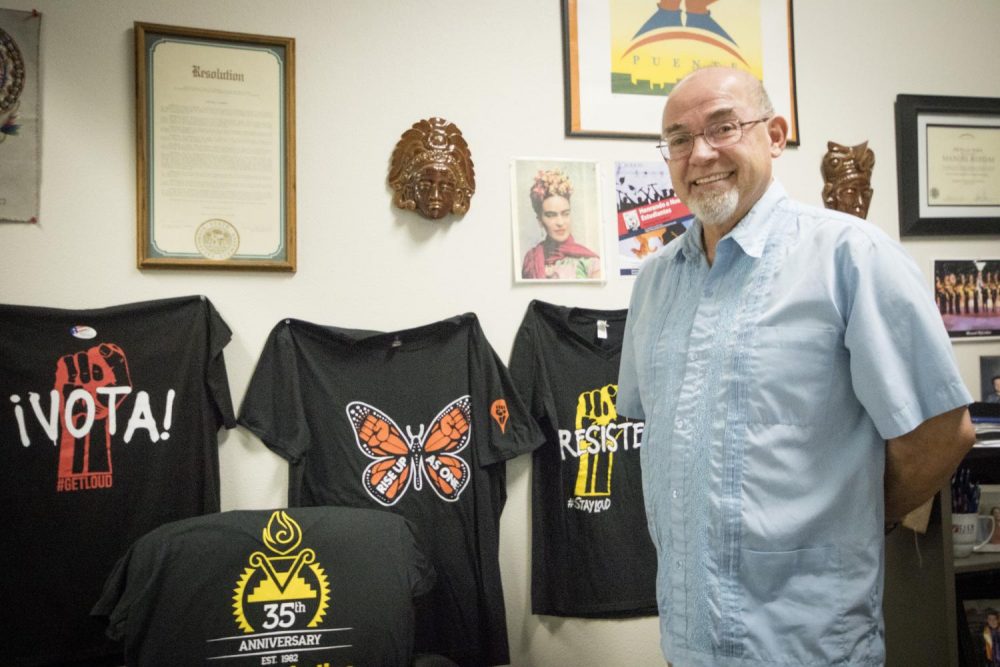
[529,170,573,216]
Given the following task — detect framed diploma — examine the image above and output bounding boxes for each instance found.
[895,94,1000,237]
[135,23,295,270]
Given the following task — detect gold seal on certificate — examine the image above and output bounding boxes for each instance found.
[195,219,240,260]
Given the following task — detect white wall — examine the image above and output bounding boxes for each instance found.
[1,2,998,665]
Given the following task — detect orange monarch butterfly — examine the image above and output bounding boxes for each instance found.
[346,396,472,506]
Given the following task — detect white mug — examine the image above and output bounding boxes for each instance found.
[953,513,995,558]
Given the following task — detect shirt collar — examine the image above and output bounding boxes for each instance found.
[679,180,788,262]
[728,181,787,258]
[679,218,705,262]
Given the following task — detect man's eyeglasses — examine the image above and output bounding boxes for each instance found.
[656,118,770,162]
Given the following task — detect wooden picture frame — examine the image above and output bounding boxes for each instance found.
[135,22,296,271]
[562,0,799,144]
[895,94,1000,237]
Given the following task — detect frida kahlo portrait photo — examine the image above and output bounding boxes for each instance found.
[511,159,604,282]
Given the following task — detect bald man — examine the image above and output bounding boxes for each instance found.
[617,67,974,666]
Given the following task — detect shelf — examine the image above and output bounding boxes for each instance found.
[954,549,1000,574]
[966,444,1000,461]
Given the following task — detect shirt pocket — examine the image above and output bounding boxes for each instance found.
[739,546,845,664]
[746,326,838,426]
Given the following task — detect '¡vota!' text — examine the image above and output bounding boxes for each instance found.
[8,387,176,447]
[558,421,643,460]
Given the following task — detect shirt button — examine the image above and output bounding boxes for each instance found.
[675,418,685,429]
[671,490,679,499]
[675,560,682,569]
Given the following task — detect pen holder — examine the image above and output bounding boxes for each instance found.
[953,513,995,558]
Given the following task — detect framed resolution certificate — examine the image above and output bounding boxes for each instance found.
[896,94,1000,237]
[135,23,295,270]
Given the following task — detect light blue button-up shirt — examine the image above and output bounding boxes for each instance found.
[617,182,971,666]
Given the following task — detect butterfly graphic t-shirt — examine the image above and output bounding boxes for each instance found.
[0,295,235,665]
[238,314,543,667]
[510,300,657,618]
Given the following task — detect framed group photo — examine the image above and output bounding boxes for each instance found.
[895,94,1000,237]
[135,22,296,271]
[562,0,798,143]
[511,158,604,283]
[933,259,1000,340]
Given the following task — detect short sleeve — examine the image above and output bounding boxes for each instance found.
[238,321,312,463]
[508,306,545,420]
[91,536,161,643]
[470,318,544,466]
[204,298,236,430]
[843,234,971,438]
[90,549,131,640]
[616,293,646,421]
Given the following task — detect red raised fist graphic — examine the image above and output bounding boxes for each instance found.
[54,343,131,491]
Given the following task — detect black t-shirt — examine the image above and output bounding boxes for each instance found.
[0,295,235,665]
[93,506,434,667]
[510,300,657,617]
[238,314,543,667]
